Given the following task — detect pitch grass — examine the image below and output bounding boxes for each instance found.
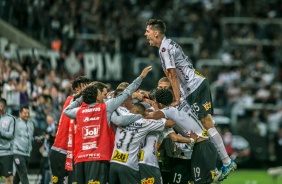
[212,169,282,184]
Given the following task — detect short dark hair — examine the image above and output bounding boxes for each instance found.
[0,98,7,107]
[82,84,98,104]
[72,76,90,90]
[20,105,29,112]
[155,88,173,106]
[89,81,108,92]
[131,103,146,116]
[146,19,166,35]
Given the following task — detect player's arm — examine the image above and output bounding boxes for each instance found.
[168,132,193,143]
[0,118,15,139]
[167,68,180,106]
[106,66,152,113]
[145,110,165,119]
[64,96,82,119]
[111,111,142,126]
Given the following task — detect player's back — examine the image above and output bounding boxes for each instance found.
[160,101,208,139]
[111,118,165,171]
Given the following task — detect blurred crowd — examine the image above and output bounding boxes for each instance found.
[0,0,282,166]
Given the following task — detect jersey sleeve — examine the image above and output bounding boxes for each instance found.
[145,119,165,132]
[160,107,176,120]
[160,43,175,70]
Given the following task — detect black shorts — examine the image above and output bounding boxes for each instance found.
[139,164,162,184]
[191,140,217,184]
[109,162,140,184]
[49,149,69,184]
[74,161,109,184]
[186,79,213,119]
[0,155,13,177]
[169,158,192,184]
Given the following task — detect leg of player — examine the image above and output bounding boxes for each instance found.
[201,114,237,181]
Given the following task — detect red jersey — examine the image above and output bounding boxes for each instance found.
[74,102,114,164]
[52,95,74,153]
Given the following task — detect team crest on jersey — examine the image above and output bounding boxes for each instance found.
[141,177,155,184]
[161,47,166,52]
[203,102,211,111]
[88,181,100,184]
[1,121,8,128]
[52,176,58,183]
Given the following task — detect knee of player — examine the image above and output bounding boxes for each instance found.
[200,114,214,129]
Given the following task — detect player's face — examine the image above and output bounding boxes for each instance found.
[158,82,170,89]
[101,87,108,99]
[144,25,157,47]
[20,108,30,121]
[96,89,104,103]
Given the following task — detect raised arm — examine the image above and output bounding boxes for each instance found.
[106,66,152,114]
[145,110,165,120]
[111,111,142,126]
[64,97,82,119]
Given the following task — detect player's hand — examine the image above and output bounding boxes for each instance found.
[189,131,197,140]
[139,66,152,78]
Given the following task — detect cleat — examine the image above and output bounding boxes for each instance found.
[218,160,237,181]
[213,167,222,182]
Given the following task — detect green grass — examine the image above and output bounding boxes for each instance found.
[212,169,282,184]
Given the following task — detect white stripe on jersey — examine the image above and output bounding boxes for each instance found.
[111,107,165,171]
[160,101,208,139]
[159,37,205,98]
[139,131,161,168]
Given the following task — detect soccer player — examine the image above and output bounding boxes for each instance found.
[64,66,153,183]
[146,88,219,184]
[109,103,173,184]
[49,76,90,184]
[0,98,15,184]
[144,19,236,181]
[13,106,34,184]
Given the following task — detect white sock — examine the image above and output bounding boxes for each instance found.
[208,127,231,166]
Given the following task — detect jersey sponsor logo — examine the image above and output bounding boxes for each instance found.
[202,129,208,137]
[77,153,101,158]
[194,70,204,78]
[81,107,101,113]
[67,135,72,146]
[112,150,129,163]
[177,67,189,81]
[138,150,145,161]
[141,177,155,184]
[66,151,73,158]
[83,116,100,122]
[203,102,211,111]
[88,181,100,184]
[161,47,166,52]
[82,125,100,139]
[52,176,58,183]
[82,141,97,150]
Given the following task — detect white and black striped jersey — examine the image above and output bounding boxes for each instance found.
[138,131,162,169]
[159,37,205,98]
[160,101,208,139]
[110,117,165,171]
[162,127,192,160]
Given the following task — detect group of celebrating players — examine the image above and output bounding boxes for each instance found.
[48,19,237,184]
